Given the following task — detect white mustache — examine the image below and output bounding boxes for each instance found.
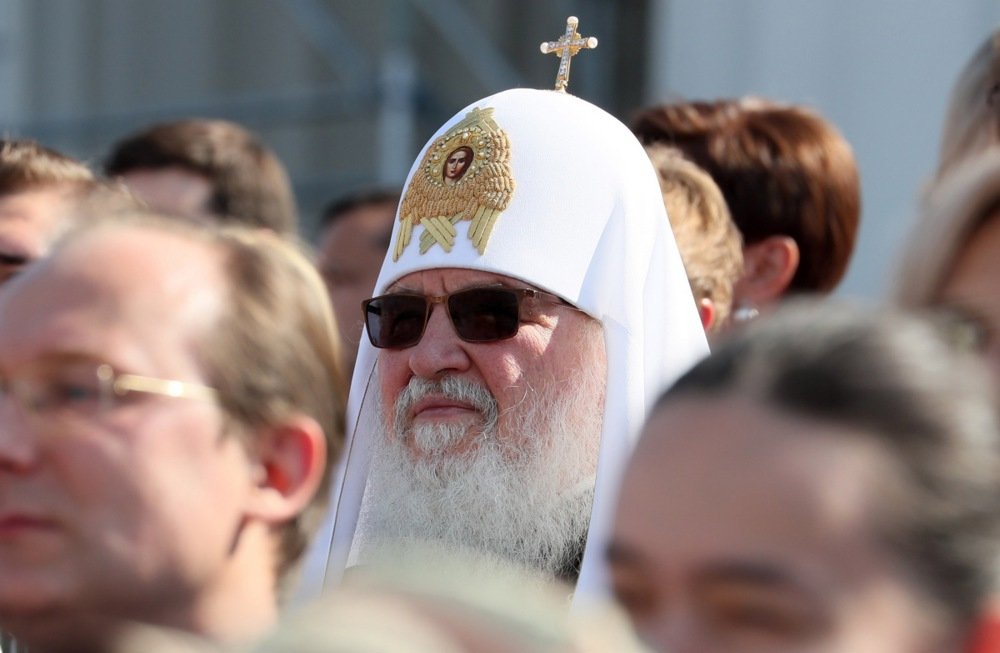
[393,376,499,435]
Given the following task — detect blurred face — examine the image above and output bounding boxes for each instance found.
[0,186,75,284]
[609,396,945,653]
[317,200,395,373]
[118,167,214,220]
[939,212,1000,385]
[0,228,258,634]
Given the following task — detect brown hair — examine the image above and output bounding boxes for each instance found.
[645,144,742,332]
[105,119,298,235]
[0,138,94,195]
[632,98,861,293]
[319,188,400,231]
[204,226,347,582]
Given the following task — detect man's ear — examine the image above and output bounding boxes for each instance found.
[246,416,327,524]
[697,297,716,333]
[732,235,800,308]
[966,599,1000,653]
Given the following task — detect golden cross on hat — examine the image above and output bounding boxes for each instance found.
[540,16,598,93]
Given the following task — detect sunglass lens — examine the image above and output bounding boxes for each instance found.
[365,295,429,348]
[448,288,520,342]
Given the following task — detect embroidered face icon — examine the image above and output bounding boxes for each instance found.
[443,147,473,184]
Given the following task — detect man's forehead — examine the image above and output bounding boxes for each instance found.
[386,267,538,293]
[0,225,225,351]
[0,188,73,248]
[55,226,220,284]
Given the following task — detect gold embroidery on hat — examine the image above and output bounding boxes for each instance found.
[394,107,515,260]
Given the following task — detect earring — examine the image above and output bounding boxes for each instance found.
[732,302,760,323]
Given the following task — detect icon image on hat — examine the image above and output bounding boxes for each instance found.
[443,146,473,185]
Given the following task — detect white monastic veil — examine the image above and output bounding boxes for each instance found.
[294,88,709,603]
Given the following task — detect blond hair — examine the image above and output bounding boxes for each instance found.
[937,29,1000,179]
[895,150,1000,308]
[645,144,743,332]
[0,138,94,195]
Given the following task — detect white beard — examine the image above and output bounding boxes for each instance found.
[355,361,605,580]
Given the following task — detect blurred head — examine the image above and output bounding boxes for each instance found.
[0,139,94,194]
[937,29,1000,178]
[645,144,743,334]
[0,214,343,647]
[0,139,95,283]
[316,189,398,374]
[632,98,861,303]
[895,150,1000,392]
[254,550,646,653]
[105,119,298,235]
[609,301,1000,652]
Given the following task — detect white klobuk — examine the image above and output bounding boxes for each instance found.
[296,87,709,602]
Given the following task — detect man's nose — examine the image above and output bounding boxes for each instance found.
[640,609,715,653]
[407,304,472,380]
[0,398,40,473]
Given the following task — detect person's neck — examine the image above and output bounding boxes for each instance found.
[149,525,281,645]
[8,525,281,652]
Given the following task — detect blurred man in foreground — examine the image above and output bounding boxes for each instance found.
[0,213,344,651]
[611,302,1000,652]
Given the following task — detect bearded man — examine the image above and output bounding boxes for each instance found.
[298,86,708,600]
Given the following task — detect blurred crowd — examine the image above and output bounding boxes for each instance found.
[2,19,1000,653]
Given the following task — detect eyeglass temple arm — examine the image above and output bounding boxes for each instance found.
[98,365,218,402]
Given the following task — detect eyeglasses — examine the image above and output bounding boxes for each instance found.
[362,287,575,349]
[928,306,991,354]
[0,362,218,428]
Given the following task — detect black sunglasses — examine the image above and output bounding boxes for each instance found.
[362,287,573,349]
